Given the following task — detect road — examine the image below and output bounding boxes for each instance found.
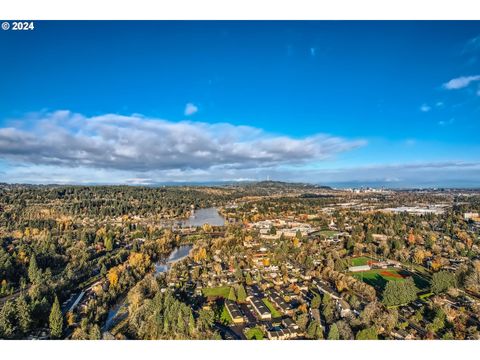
[213,323,245,340]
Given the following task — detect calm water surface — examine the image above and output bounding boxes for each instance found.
[183,207,225,227]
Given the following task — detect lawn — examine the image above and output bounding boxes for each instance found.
[202,286,233,299]
[220,304,233,325]
[245,327,264,340]
[352,268,430,292]
[350,256,374,266]
[319,230,339,238]
[262,298,282,318]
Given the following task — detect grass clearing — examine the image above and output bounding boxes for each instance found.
[245,327,264,340]
[319,230,339,238]
[262,298,282,318]
[220,304,233,325]
[202,286,233,299]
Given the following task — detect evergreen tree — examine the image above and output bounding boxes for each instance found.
[431,271,456,294]
[16,295,31,334]
[104,235,113,251]
[227,286,237,301]
[89,324,101,340]
[356,327,378,340]
[28,254,40,284]
[328,323,340,340]
[307,320,323,339]
[100,264,107,276]
[236,284,247,303]
[188,312,195,336]
[0,300,17,339]
[49,295,63,339]
[311,294,321,309]
[295,230,303,240]
[382,278,418,306]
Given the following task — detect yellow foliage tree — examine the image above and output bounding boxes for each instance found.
[202,223,213,233]
[414,249,425,264]
[128,252,151,274]
[430,257,443,272]
[107,268,119,288]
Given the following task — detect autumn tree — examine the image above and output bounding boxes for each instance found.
[413,249,425,265]
[465,260,480,292]
[107,267,120,289]
[407,230,416,246]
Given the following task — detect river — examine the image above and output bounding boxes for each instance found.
[154,244,193,274]
[183,207,226,227]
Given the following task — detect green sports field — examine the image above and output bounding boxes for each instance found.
[350,256,375,266]
[352,268,430,292]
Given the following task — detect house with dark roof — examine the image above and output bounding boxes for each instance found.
[225,299,244,324]
[248,296,272,320]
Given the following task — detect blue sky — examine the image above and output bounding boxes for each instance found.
[0,21,479,187]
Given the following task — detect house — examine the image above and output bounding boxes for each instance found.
[464,212,479,220]
[248,296,272,320]
[267,289,294,316]
[266,327,300,340]
[316,283,341,300]
[225,300,244,324]
[282,317,298,330]
[337,299,352,318]
[348,264,371,272]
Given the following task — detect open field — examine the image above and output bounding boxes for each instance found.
[202,286,233,299]
[352,268,430,292]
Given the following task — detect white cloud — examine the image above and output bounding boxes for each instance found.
[438,118,455,127]
[184,103,198,116]
[0,110,365,174]
[420,104,431,112]
[463,34,480,54]
[443,75,480,90]
[2,157,478,187]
